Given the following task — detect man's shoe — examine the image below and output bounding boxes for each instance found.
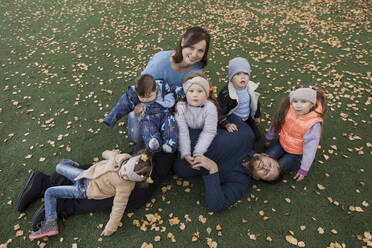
[16,169,46,212]
[29,220,58,240]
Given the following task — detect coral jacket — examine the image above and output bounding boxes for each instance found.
[280,102,323,154]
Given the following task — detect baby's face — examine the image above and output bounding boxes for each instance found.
[231,72,249,90]
[138,90,157,103]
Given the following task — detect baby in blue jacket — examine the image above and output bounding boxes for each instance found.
[104,74,178,153]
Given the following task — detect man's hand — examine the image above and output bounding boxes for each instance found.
[225,123,238,132]
[255,118,261,124]
[192,154,218,174]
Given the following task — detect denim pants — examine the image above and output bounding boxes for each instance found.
[265,140,302,173]
[44,161,88,221]
[128,111,141,143]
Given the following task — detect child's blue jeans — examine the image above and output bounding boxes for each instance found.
[128,111,141,143]
[44,160,89,221]
[265,140,302,173]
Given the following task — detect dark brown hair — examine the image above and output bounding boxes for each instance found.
[271,86,327,135]
[173,26,210,68]
[135,74,157,97]
[133,148,153,188]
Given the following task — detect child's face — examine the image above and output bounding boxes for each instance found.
[291,98,314,115]
[186,84,207,106]
[181,39,207,66]
[231,72,250,90]
[138,89,157,103]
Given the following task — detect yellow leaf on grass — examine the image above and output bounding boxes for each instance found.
[298,241,306,247]
[285,198,291,203]
[15,230,23,237]
[169,217,180,226]
[317,184,326,190]
[285,235,298,245]
[318,227,325,234]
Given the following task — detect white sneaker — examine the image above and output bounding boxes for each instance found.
[162,144,173,153]
[149,138,160,151]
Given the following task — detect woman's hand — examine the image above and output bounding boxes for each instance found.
[225,123,238,132]
[192,154,218,174]
[293,172,305,182]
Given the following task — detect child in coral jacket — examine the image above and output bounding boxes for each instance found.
[264,87,327,181]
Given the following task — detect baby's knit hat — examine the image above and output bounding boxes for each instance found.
[289,88,317,105]
[228,57,251,81]
[183,76,210,96]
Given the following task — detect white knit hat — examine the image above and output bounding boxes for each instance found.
[119,155,147,182]
[183,76,210,96]
[289,88,317,105]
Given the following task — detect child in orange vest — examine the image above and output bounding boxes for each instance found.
[264,87,327,181]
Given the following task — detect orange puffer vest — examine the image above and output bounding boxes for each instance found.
[279,102,323,154]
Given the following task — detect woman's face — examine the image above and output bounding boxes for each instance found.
[251,154,281,181]
[181,39,207,66]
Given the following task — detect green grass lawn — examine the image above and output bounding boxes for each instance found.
[1,0,371,247]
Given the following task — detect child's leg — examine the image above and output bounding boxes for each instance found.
[56,161,85,182]
[161,114,178,152]
[278,153,302,174]
[44,184,87,222]
[265,140,286,159]
[128,111,141,143]
[140,116,162,152]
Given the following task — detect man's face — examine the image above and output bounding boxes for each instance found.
[251,154,281,181]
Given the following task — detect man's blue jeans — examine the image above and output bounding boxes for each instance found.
[265,140,302,173]
[44,161,88,221]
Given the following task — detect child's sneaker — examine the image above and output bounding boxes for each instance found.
[29,220,58,240]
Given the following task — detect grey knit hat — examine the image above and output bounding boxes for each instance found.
[228,57,251,81]
[289,88,317,105]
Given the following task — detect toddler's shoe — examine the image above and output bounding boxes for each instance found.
[29,220,58,240]
[149,138,160,151]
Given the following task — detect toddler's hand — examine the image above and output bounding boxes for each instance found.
[134,104,144,116]
[225,123,238,132]
[255,118,261,124]
[101,229,114,237]
[185,155,195,167]
[293,172,305,182]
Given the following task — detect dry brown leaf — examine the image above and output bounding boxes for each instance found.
[317,184,326,190]
[285,235,298,245]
